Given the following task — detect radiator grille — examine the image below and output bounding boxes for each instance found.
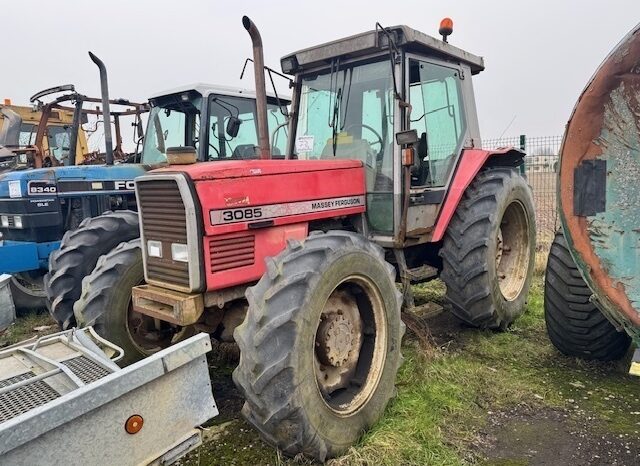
[137,179,190,289]
[210,234,255,272]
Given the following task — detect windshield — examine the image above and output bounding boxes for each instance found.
[141,96,201,165]
[208,95,287,159]
[296,59,396,232]
[142,93,287,164]
[47,125,73,162]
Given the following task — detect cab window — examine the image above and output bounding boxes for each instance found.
[409,60,466,187]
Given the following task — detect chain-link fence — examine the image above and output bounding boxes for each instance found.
[483,135,563,270]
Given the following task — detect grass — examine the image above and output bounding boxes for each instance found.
[0,310,56,347]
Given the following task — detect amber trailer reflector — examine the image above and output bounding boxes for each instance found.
[125,414,144,434]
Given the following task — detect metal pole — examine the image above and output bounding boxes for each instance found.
[88,52,114,165]
[242,16,271,160]
[68,97,83,166]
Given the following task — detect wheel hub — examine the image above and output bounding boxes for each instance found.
[316,313,356,367]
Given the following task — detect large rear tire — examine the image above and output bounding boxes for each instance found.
[44,210,139,329]
[233,231,404,461]
[73,239,165,366]
[440,167,536,329]
[544,231,631,360]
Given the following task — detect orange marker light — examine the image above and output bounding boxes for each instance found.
[439,18,454,42]
[125,414,144,434]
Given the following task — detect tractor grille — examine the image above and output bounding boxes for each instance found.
[137,179,190,289]
[210,233,255,273]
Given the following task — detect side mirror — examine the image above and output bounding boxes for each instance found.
[226,117,242,138]
[395,129,419,147]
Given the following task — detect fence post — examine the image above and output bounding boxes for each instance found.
[519,134,526,176]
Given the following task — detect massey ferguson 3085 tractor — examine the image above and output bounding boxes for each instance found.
[544,23,640,371]
[81,18,536,460]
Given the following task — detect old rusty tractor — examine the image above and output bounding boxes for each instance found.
[79,17,536,460]
[544,23,640,370]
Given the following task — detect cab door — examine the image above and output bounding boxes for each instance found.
[405,58,469,238]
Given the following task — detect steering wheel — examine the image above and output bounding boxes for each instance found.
[343,123,384,166]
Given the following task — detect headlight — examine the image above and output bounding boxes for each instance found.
[13,216,23,229]
[1,216,8,228]
[147,240,163,258]
[171,243,188,262]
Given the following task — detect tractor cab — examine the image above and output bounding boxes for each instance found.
[281,24,484,244]
[140,84,289,165]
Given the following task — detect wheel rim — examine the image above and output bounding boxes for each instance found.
[313,274,387,416]
[496,200,531,301]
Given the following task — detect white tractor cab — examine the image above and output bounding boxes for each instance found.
[142,83,289,164]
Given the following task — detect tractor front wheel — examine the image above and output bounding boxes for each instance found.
[73,239,177,365]
[44,210,139,329]
[233,231,404,461]
[440,167,535,329]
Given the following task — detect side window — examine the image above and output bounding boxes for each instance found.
[409,60,466,187]
[47,125,72,162]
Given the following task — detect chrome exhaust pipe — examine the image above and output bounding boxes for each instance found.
[242,16,270,160]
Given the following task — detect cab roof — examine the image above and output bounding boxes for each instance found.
[149,83,290,103]
[281,25,485,75]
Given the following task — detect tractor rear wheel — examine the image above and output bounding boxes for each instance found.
[544,231,631,360]
[233,231,404,461]
[73,239,176,365]
[440,167,535,329]
[44,210,139,329]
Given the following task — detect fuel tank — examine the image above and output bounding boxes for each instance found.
[559,22,640,336]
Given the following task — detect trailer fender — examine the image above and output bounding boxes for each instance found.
[432,147,524,242]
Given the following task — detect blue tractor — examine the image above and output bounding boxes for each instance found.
[0,53,148,313]
[0,52,290,327]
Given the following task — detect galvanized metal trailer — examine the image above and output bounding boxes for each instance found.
[0,328,217,465]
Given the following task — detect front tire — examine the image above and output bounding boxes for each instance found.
[440,167,536,329]
[233,231,404,461]
[74,239,157,365]
[44,210,139,328]
[544,231,631,360]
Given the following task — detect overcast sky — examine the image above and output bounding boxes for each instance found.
[3,0,640,140]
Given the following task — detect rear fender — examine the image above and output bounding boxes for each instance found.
[431,147,524,242]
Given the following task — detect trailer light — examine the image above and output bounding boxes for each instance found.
[125,414,144,434]
[171,243,188,262]
[147,240,163,258]
[1,216,8,228]
[13,216,23,229]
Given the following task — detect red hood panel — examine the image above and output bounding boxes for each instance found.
[152,159,363,181]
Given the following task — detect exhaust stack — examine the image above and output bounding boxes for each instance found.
[242,16,271,160]
[89,52,114,165]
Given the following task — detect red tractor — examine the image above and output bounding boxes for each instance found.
[77,18,536,460]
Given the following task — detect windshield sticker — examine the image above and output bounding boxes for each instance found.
[295,135,314,153]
